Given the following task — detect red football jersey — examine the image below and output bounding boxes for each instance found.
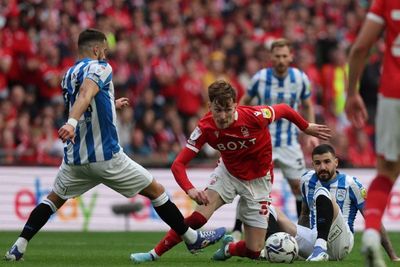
[187,105,276,181]
[369,0,400,98]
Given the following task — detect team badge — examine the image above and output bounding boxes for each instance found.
[241,126,249,137]
[261,108,271,119]
[214,131,219,138]
[336,189,347,202]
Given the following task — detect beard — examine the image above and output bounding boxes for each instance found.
[317,170,334,181]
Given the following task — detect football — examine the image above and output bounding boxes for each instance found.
[265,232,298,263]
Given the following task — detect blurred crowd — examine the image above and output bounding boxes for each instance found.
[0,0,381,167]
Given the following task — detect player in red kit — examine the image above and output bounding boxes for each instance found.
[345,1,400,267]
[130,80,331,263]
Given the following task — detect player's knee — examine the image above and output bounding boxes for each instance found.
[313,187,331,202]
[140,179,165,199]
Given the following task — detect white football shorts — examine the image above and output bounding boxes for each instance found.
[376,94,400,161]
[273,144,306,180]
[53,151,153,199]
[295,211,354,260]
[207,160,272,229]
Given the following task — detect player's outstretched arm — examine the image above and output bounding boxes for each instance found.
[272,103,331,141]
[346,18,383,128]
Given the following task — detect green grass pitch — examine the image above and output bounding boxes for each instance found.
[0,231,399,267]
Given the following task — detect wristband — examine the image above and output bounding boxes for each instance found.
[67,118,78,129]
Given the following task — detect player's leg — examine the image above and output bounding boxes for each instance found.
[4,192,66,261]
[5,163,95,261]
[326,211,354,261]
[306,187,338,261]
[143,186,225,257]
[362,158,399,267]
[129,161,236,262]
[231,197,243,242]
[100,152,224,255]
[275,146,306,218]
[287,178,302,217]
[130,189,225,263]
[213,172,271,261]
[362,96,400,267]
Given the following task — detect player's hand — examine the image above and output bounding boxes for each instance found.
[115,97,130,110]
[187,188,209,206]
[58,124,76,144]
[304,123,331,141]
[345,94,368,128]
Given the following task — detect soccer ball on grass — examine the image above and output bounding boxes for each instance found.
[265,232,298,263]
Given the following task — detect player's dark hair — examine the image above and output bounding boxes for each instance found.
[312,144,336,157]
[78,28,107,48]
[270,38,292,52]
[208,80,237,107]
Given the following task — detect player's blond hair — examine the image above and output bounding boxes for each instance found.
[208,80,237,107]
[270,38,292,52]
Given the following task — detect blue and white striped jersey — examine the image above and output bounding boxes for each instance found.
[61,58,120,165]
[247,67,311,147]
[300,170,366,233]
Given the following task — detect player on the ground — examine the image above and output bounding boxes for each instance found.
[292,144,397,261]
[130,79,331,263]
[345,0,400,266]
[4,28,225,262]
[230,39,318,240]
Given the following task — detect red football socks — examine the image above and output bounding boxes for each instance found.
[228,241,260,259]
[364,175,394,231]
[154,211,207,256]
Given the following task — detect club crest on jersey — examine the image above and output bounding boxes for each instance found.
[214,131,219,138]
[336,188,347,202]
[261,108,271,119]
[241,126,249,137]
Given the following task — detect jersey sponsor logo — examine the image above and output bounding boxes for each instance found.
[190,127,202,140]
[253,111,262,117]
[327,224,343,242]
[214,131,219,138]
[336,188,347,202]
[95,65,106,75]
[241,126,249,137]
[216,138,256,151]
[261,108,271,119]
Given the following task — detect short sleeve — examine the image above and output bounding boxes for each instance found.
[251,105,276,128]
[367,0,385,24]
[86,62,113,90]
